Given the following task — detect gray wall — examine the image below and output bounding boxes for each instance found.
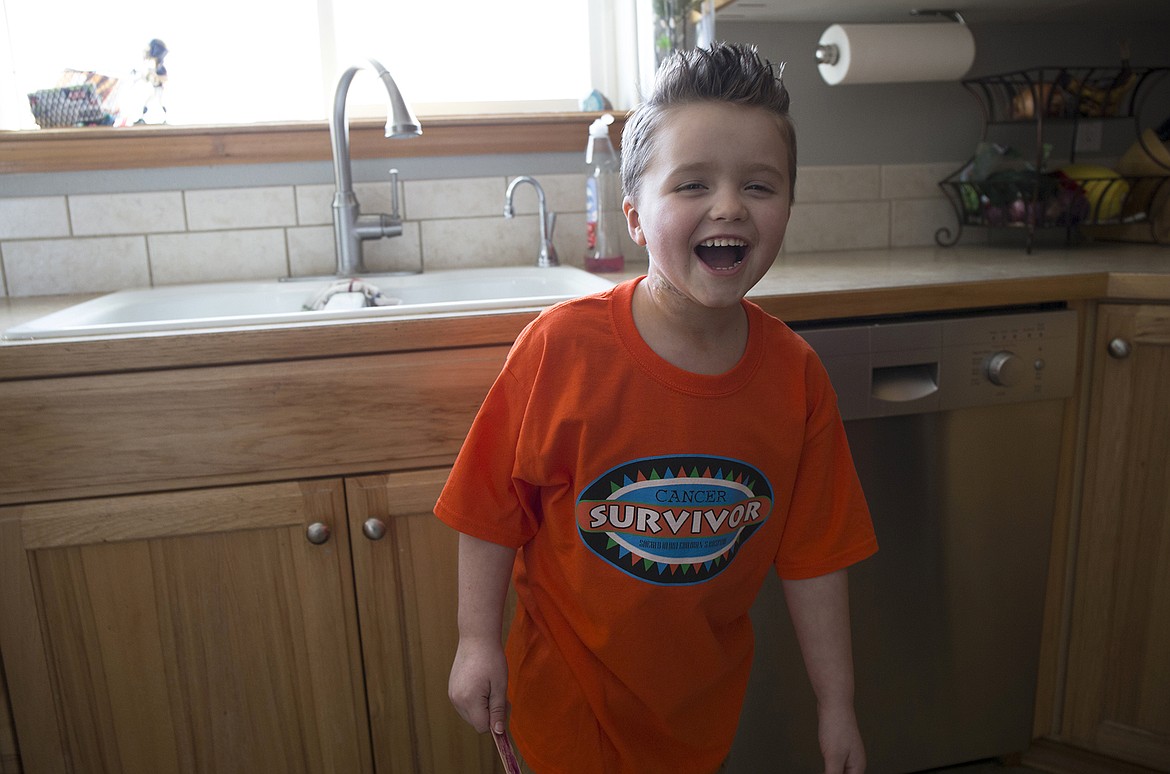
[720,20,1170,166]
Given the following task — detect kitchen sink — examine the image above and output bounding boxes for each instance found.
[3,266,616,340]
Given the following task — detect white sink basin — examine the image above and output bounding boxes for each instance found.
[3,266,616,340]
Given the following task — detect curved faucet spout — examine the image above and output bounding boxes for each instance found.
[504,176,559,268]
[330,58,422,276]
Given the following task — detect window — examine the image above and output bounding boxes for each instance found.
[1,0,637,130]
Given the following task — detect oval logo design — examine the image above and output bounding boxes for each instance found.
[576,455,773,585]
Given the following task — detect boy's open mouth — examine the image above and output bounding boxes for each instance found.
[695,238,747,271]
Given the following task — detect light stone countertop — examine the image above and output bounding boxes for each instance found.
[2,243,1169,379]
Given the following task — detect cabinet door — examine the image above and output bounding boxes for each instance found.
[0,480,372,774]
[1063,303,1170,769]
[347,471,501,774]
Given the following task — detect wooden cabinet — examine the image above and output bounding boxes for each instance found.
[0,472,501,774]
[347,471,499,774]
[0,344,511,773]
[1060,303,1170,769]
[0,480,372,773]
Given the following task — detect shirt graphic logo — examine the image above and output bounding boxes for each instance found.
[576,455,773,585]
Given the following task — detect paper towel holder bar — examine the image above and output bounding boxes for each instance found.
[909,9,967,24]
[814,8,967,67]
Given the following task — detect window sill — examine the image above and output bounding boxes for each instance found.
[0,112,625,175]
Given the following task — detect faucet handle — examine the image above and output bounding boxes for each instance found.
[389,168,402,220]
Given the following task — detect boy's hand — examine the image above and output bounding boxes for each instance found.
[449,635,509,735]
[818,702,865,773]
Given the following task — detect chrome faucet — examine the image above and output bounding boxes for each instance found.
[330,58,422,276]
[504,176,559,268]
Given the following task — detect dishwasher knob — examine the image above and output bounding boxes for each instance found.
[985,350,1026,387]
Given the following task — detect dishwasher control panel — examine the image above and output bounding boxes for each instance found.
[798,309,1078,421]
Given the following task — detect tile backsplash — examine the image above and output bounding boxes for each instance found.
[0,162,965,298]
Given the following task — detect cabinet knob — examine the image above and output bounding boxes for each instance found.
[362,518,388,541]
[1107,338,1132,359]
[305,522,331,545]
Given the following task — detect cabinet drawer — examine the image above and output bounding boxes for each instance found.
[0,347,507,503]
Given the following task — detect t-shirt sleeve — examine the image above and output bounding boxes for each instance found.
[773,355,878,579]
[434,351,542,549]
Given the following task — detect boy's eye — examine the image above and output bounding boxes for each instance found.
[677,182,706,191]
[746,180,783,194]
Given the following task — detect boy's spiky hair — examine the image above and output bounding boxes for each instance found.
[620,42,796,203]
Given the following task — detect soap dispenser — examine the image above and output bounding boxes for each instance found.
[583,114,625,273]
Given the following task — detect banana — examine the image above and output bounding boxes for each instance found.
[1066,69,1136,117]
[1010,67,1139,121]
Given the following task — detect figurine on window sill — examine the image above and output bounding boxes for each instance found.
[132,38,168,125]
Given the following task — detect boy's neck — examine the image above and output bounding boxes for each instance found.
[631,278,749,376]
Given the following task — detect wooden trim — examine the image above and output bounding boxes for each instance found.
[0,112,626,175]
[0,310,536,382]
[0,347,509,504]
[0,513,68,772]
[1033,300,1097,739]
[1023,737,1165,773]
[18,482,310,548]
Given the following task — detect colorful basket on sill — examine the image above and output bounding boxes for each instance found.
[27,83,111,128]
[28,70,120,128]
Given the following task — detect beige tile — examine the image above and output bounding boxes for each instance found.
[70,191,186,235]
[295,184,334,226]
[421,216,539,270]
[882,162,959,200]
[0,197,70,239]
[547,211,644,270]
[296,181,402,226]
[891,198,966,247]
[783,201,890,253]
[406,177,506,220]
[147,229,289,285]
[287,225,335,277]
[361,222,424,274]
[355,180,402,220]
[287,222,422,277]
[550,211,587,269]
[507,173,584,216]
[185,187,296,231]
[3,236,151,296]
[797,165,882,203]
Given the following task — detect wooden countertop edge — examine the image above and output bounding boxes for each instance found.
[0,270,1144,382]
[1104,271,1170,299]
[0,310,540,381]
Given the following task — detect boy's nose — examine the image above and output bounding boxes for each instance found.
[709,188,748,220]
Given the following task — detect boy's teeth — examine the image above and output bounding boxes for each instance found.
[695,238,747,270]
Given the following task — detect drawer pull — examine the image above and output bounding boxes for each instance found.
[1107,338,1132,359]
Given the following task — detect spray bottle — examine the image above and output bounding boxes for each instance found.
[584,114,625,273]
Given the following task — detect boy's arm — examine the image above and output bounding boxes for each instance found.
[781,569,866,774]
[449,532,516,735]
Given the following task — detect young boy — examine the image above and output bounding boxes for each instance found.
[436,42,877,774]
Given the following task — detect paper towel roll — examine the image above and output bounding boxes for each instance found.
[817,23,976,85]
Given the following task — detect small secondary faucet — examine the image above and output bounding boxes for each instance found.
[504,176,559,268]
[330,58,421,276]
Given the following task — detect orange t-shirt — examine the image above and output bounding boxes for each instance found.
[435,278,876,774]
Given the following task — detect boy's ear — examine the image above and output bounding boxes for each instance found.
[623,197,648,246]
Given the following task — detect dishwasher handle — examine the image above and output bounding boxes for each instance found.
[871,363,939,403]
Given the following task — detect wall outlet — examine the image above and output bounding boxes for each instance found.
[1076,120,1104,153]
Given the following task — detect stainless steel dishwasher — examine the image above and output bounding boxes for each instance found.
[728,306,1078,773]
